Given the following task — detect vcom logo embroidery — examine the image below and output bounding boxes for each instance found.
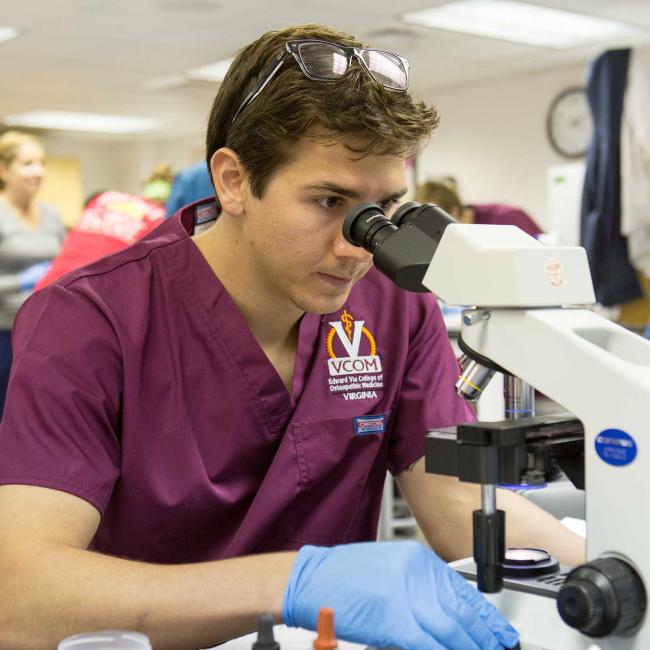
[326,309,384,400]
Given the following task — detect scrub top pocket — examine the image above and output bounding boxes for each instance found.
[283,412,391,546]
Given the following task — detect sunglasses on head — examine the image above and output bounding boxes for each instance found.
[232,39,410,124]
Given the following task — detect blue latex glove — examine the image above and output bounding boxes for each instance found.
[18,261,51,291]
[283,541,519,650]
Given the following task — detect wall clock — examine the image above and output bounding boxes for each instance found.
[546,87,592,159]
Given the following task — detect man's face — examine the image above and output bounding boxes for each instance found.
[240,137,408,315]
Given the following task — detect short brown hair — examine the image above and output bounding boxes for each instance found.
[206,24,439,198]
[0,131,42,190]
[416,179,462,214]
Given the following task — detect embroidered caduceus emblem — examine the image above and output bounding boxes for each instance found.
[326,309,376,360]
[341,309,354,342]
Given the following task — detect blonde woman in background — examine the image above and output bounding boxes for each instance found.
[0,131,64,416]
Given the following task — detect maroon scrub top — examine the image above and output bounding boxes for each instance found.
[0,201,473,563]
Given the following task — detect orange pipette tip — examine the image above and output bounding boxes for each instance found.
[313,607,338,650]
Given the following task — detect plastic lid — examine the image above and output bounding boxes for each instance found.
[57,630,152,650]
[313,607,337,650]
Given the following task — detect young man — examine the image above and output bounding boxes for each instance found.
[0,24,581,650]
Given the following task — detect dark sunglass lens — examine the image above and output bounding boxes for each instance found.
[298,42,349,79]
[361,50,408,90]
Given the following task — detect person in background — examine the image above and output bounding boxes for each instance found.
[0,131,64,416]
[36,163,172,289]
[142,161,174,207]
[416,178,543,237]
[35,190,165,289]
[165,160,214,216]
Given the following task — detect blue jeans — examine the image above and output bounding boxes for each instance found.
[0,329,12,418]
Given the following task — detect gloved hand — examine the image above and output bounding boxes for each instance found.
[283,541,519,650]
[19,261,51,291]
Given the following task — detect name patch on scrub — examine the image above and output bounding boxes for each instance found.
[354,414,387,436]
[195,202,219,225]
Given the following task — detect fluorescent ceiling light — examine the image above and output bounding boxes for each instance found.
[0,25,18,44]
[401,0,642,49]
[187,57,234,83]
[3,111,161,134]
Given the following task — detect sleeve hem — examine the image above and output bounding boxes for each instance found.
[388,448,425,477]
[0,475,110,516]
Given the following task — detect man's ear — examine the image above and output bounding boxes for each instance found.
[209,147,246,216]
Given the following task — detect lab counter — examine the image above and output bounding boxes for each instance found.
[216,627,553,650]
[215,625,366,649]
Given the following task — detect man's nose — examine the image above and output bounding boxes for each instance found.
[332,234,373,262]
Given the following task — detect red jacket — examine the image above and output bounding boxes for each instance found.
[36,191,165,290]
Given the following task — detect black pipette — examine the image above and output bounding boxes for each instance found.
[251,613,280,649]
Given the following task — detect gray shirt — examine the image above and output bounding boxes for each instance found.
[0,201,64,329]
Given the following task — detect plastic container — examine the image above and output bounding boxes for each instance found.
[57,630,151,650]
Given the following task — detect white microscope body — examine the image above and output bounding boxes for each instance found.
[425,224,649,650]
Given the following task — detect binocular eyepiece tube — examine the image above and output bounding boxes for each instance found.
[343,201,457,252]
[342,201,457,292]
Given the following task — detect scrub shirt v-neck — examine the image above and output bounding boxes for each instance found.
[0,200,473,563]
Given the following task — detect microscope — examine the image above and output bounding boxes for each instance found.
[343,202,648,650]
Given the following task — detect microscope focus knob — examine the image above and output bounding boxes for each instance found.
[557,557,646,637]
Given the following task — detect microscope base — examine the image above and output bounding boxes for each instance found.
[452,559,634,649]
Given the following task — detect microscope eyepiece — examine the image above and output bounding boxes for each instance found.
[391,201,420,227]
[392,201,457,240]
[342,201,451,292]
[343,202,398,253]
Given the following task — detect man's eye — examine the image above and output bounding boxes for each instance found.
[378,199,399,213]
[316,196,345,210]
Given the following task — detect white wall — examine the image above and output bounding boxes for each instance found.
[109,136,206,195]
[38,62,590,227]
[41,132,205,201]
[417,63,588,232]
[40,134,126,203]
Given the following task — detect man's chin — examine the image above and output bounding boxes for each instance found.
[296,292,350,316]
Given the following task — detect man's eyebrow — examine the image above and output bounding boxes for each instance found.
[382,187,409,202]
[303,183,409,202]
